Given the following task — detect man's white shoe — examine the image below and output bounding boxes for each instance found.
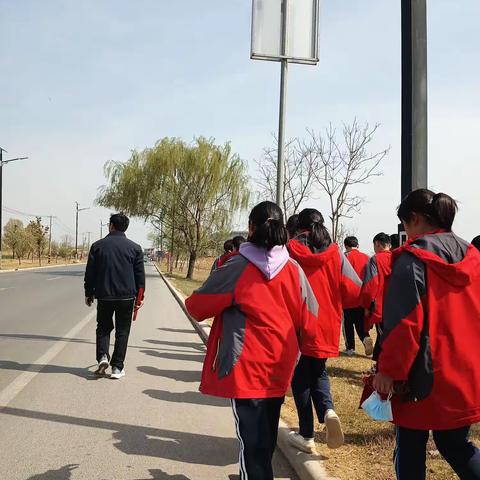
[363,336,374,356]
[95,355,109,376]
[288,432,316,454]
[325,410,344,449]
[110,367,125,379]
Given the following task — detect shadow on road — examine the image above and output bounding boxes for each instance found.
[157,328,194,335]
[137,366,200,383]
[26,464,79,480]
[1,407,237,466]
[135,470,192,480]
[143,389,229,407]
[143,339,205,352]
[140,350,204,363]
[0,360,102,381]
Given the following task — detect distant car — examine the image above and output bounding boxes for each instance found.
[143,255,149,263]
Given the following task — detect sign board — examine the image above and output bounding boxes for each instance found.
[251,0,320,65]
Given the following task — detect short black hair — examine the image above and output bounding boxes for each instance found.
[373,232,391,248]
[344,236,359,248]
[472,236,480,252]
[110,213,130,232]
[232,236,246,250]
[390,233,400,249]
[286,214,299,239]
[223,239,234,253]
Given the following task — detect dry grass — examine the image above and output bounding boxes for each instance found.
[166,257,480,480]
[0,256,80,271]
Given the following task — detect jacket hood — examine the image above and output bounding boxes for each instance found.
[288,236,340,268]
[400,233,480,288]
[239,242,290,280]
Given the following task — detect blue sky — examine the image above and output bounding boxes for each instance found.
[1,0,479,251]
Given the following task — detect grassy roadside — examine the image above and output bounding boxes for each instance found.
[0,257,83,271]
[162,259,479,480]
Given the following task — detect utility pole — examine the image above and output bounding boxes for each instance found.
[100,220,108,239]
[47,215,53,264]
[86,231,92,252]
[75,202,89,260]
[0,147,28,269]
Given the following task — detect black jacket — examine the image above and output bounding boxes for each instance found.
[84,231,145,300]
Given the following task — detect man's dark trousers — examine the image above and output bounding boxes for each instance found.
[96,299,135,370]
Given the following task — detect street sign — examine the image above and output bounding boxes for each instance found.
[251,0,320,65]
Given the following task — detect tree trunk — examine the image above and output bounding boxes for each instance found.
[186,251,197,280]
[175,253,180,269]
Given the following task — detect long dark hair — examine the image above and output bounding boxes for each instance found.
[248,201,288,250]
[297,208,332,251]
[397,189,458,231]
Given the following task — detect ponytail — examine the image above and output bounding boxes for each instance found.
[297,208,332,251]
[249,201,288,250]
[397,189,458,231]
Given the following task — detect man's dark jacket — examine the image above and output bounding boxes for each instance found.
[84,231,145,300]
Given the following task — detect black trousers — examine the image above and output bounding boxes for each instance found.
[291,355,334,438]
[96,299,134,370]
[343,308,368,351]
[231,397,284,480]
[395,426,480,480]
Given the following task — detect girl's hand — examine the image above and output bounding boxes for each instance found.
[373,372,394,395]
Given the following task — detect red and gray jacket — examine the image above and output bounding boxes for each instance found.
[360,250,393,331]
[378,232,480,430]
[186,242,319,399]
[288,235,362,358]
[345,248,369,280]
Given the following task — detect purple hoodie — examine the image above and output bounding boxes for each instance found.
[239,242,290,280]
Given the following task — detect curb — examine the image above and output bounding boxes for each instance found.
[153,263,336,480]
[0,262,86,274]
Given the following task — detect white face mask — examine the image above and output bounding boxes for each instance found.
[361,391,393,422]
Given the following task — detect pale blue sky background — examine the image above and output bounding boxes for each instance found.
[1,1,479,252]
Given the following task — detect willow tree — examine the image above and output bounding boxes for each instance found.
[97,137,250,279]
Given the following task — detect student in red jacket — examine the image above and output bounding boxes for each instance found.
[287,209,362,453]
[374,189,480,480]
[343,236,373,356]
[186,201,319,480]
[360,232,393,361]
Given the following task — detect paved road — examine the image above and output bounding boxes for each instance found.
[0,263,299,480]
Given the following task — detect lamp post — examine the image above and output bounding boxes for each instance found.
[0,147,28,269]
[75,202,89,259]
[100,220,108,239]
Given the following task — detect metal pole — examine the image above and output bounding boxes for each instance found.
[276,0,289,207]
[48,215,52,263]
[401,0,428,199]
[0,150,3,270]
[75,202,79,259]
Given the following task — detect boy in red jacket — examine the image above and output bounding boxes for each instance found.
[343,236,373,356]
[374,190,480,480]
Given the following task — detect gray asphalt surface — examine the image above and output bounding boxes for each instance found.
[0,263,299,480]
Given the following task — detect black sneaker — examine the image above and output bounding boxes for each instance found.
[95,355,109,376]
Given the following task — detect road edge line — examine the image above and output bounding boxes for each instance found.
[0,263,86,274]
[153,263,336,480]
[0,310,96,408]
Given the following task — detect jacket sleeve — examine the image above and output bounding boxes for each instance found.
[339,251,362,308]
[84,245,96,297]
[378,252,426,380]
[185,256,248,322]
[134,247,146,296]
[360,256,379,312]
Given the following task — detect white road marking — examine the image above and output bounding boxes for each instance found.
[0,287,12,292]
[0,310,96,408]
[46,276,62,281]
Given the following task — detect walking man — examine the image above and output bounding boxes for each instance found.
[84,213,145,379]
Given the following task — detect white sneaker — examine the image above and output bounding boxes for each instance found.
[110,367,125,379]
[324,410,344,449]
[288,432,316,454]
[363,337,374,356]
[95,355,109,376]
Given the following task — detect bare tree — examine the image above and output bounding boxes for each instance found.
[306,120,389,242]
[255,136,321,219]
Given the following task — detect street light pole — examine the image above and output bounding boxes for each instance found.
[0,147,28,269]
[75,202,89,260]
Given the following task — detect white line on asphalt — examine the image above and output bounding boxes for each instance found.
[46,276,62,281]
[0,287,12,292]
[0,310,96,408]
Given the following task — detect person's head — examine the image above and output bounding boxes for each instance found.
[248,201,288,250]
[297,208,332,251]
[373,232,392,254]
[471,236,480,252]
[109,213,130,233]
[390,233,400,249]
[286,214,299,240]
[344,236,359,252]
[397,189,458,239]
[232,236,246,251]
[223,239,234,254]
